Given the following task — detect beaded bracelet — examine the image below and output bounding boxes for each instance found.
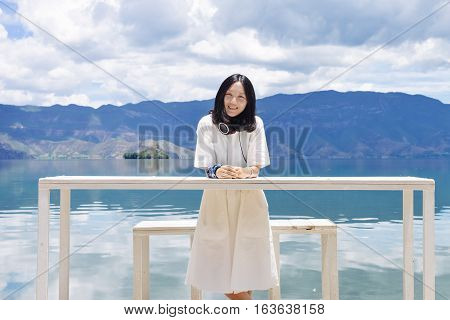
[206,163,222,179]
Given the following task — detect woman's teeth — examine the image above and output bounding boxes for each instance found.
[228,106,238,110]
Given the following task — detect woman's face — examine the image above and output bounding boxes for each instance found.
[224,81,247,117]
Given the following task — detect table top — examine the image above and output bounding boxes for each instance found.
[38,175,434,190]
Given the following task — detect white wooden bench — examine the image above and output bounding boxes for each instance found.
[133,219,338,300]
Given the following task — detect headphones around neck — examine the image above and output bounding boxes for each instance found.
[218,122,246,134]
[217,122,247,164]
[218,122,231,135]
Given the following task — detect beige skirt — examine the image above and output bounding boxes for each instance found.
[185,189,279,293]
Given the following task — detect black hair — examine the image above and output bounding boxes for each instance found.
[209,73,257,134]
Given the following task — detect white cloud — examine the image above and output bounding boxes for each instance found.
[210,0,450,46]
[0,24,7,39]
[0,85,33,105]
[0,0,449,107]
[118,0,190,47]
[43,93,92,106]
[190,28,287,63]
[188,0,217,26]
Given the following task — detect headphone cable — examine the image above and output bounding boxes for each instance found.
[238,131,247,164]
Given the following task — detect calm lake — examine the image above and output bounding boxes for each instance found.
[0,159,449,300]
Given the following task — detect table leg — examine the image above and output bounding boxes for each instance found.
[59,189,71,299]
[36,186,50,299]
[402,189,414,300]
[423,188,435,300]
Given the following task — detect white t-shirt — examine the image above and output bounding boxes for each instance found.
[193,114,271,169]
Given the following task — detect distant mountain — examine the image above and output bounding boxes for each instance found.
[0,90,449,159]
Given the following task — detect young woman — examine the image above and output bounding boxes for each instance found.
[185,74,279,300]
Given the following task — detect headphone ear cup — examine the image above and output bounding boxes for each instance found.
[218,122,230,135]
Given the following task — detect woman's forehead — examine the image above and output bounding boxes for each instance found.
[226,82,245,94]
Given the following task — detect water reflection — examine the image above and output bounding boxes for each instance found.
[0,159,449,300]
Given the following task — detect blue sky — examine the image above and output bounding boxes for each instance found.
[0,0,449,107]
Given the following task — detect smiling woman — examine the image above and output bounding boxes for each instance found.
[185,74,276,300]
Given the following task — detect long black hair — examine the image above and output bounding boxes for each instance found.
[210,74,257,134]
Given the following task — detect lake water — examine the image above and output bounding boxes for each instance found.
[0,159,449,300]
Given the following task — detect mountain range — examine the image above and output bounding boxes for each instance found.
[0,90,449,159]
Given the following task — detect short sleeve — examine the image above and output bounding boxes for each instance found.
[247,117,270,168]
[194,119,216,169]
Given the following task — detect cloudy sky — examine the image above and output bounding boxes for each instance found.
[0,0,449,108]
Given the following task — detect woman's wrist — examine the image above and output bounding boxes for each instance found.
[246,166,254,178]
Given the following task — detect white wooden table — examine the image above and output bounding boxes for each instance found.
[36,176,435,299]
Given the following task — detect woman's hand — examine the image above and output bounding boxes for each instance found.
[216,166,258,179]
[216,165,239,179]
[231,167,250,179]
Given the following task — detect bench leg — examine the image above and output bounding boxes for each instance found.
[268,233,281,300]
[321,232,338,300]
[189,234,202,300]
[133,233,149,299]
